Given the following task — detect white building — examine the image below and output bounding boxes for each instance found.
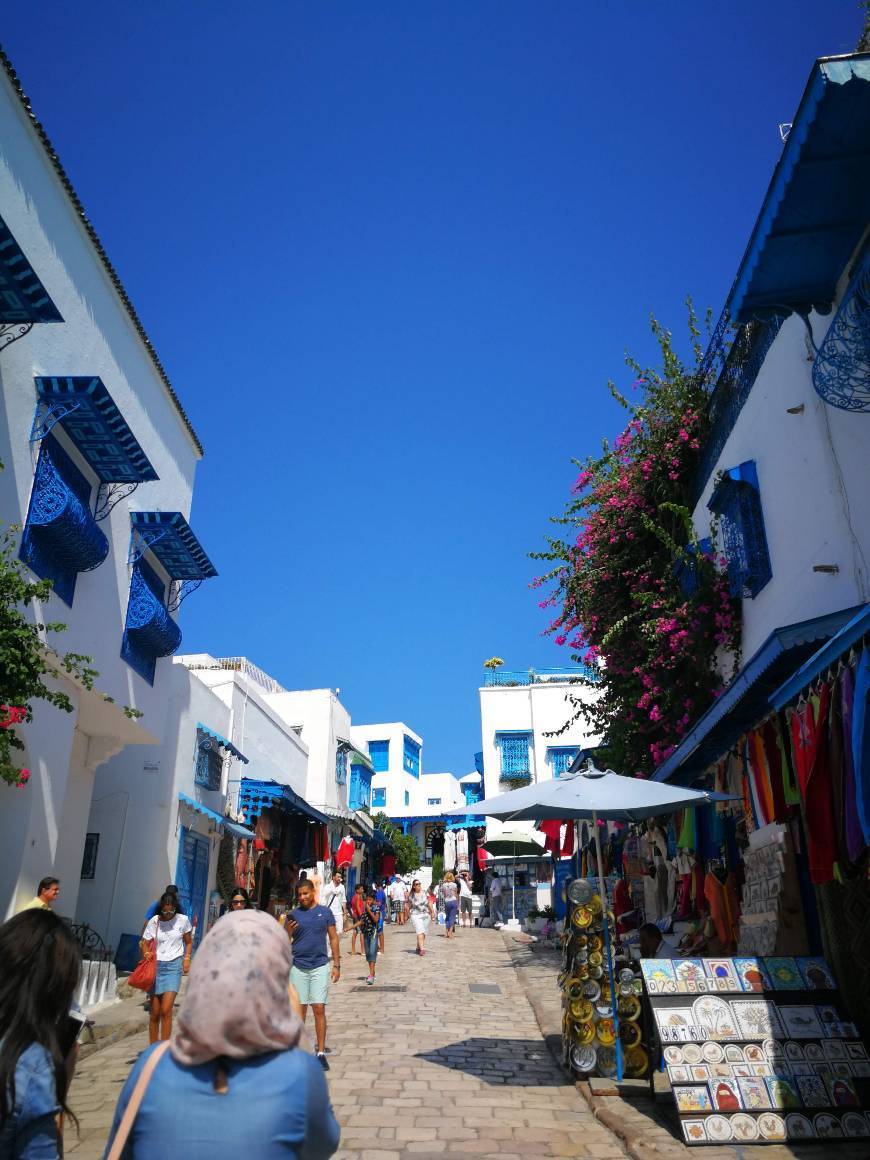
[0,50,213,920]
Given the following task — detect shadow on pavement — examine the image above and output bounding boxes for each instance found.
[414,1037,568,1086]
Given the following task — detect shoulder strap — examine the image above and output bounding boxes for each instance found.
[105,1040,171,1160]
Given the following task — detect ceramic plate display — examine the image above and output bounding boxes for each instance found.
[617,993,641,1022]
[831,1062,853,1079]
[596,1019,616,1046]
[805,1043,824,1062]
[705,1114,732,1142]
[732,999,784,1040]
[567,878,595,906]
[813,1113,844,1138]
[690,1065,710,1082]
[765,1077,801,1109]
[734,956,773,993]
[785,1112,815,1139]
[674,1086,713,1114]
[663,1045,683,1065]
[791,1060,814,1076]
[575,1021,596,1046]
[780,1005,825,1039]
[750,1063,772,1077]
[762,1038,785,1062]
[681,1119,708,1144]
[702,1041,724,1064]
[796,1075,829,1106]
[619,1021,641,1048]
[730,1113,759,1141]
[827,1077,859,1107]
[692,995,738,1038]
[581,980,600,1002]
[588,950,603,967]
[732,1064,752,1078]
[842,1112,869,1137]
[851,1059,870,1077]
[596,1045,617,1078]
[822,1039,847,1061]
[725,1044,746,1063]
[674,958,705,984]
[743,1043,764,1064]
[668,1064,690,1083]
[798,956,836,990]
[572,906,592,929]
[595,1003,613,1020]
[785,1041,805,1061]
[767,957,803,989]
[569,1043,597,1072]
[640,959,676,994]
[681,1043,703,1065]
[618,967,634,986]
[711,1063,734,1079]
[702,959,740,990]
[758,1112,787,1141]
[737,1077,772,1109]
[624,1046,648,1078]
[569,998,593,1023]
[709,1080,741,1111]
[655,1007,693,1036]
[845,1041,868,1060]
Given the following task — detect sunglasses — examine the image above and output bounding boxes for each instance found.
[230,898,246,907]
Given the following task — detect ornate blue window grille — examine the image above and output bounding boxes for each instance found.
[403,736,421,777]
[673,538,713,599]
[498,732,532,780]
[19,434,109,606]
[335,748,347,785]
[372,787,386,808]
[195,728,224,791]
[349,764,372,810]
[708,461,772,599]
[548,747,577,778]
[812,252,870,411]
[368,740,390,772]
[693,314,785,504]
[463,782,482,806]
[121,557,182,684]
[0,214,63,350]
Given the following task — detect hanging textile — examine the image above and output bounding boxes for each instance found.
[443,830,457,870]
[760,720,788,820]
[234,838,249,889]
[851,646,870,847]
[677,807,696,850]
[381,853,396,879]
[335,835,354,869]
[790,687,837,885]
[747,730,774,826]
[561,821,575,858]
[775,713,801,806]
[456,829,470,873]
[704,870,739,950]
[840,664,866,862]
[538,820,563,855]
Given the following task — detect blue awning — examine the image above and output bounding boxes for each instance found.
[238,778,329,826]
[772,602,870,710]
[130,512,217,580]
[729,54,870,324]
[653,605,862,785]
[0,213,63,323]
[33,377,158,483]
[197,722,248,763]
[178,792,254,838]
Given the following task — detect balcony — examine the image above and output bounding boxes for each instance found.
[483,665,597,687]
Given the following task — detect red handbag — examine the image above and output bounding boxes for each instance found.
[127,937,157,992]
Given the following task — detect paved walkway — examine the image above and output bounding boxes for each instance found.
[65,923,625,1159]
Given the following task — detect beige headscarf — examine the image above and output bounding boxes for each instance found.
[172,909,303,1066]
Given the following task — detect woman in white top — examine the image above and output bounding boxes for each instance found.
[408,879,435,956]
[141,891,193,1043]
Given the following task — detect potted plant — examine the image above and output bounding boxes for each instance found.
[525,906,545,933]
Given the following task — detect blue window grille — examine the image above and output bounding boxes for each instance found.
[404,790,410,806]
[427,797,442,806]
[673,538,713,599]
[121,557,182,684]
[812,251,870,411]
[368,740,390,772]
[548,747,577,778]
[335,748,347,785]
[708,461,772,599]
[19,433,109,606]
[372,787,386,808]
[464,783,482,806]
[498,732,532,780]
[403,736,421,777]
[349,764,372,810]
[195,728,224,791]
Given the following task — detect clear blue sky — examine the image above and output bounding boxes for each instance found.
[3,2,862,776]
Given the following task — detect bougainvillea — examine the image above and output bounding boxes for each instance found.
[531,310,740,777]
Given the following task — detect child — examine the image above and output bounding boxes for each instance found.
[349,884,365,956]
[348,890,381,985]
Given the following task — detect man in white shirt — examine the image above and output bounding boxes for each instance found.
[388,876,407,926]
[488,872,505,925]
[321,871,348,936]
[458,871,473,928]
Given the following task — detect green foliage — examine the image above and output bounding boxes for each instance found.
[431,853,444,885]
[370,812,424,875]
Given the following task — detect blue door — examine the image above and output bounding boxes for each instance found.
[175,827,210,947]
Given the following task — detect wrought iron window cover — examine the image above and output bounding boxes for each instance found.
[195,729,224,790]
[19,434,109,606]
[348,763,372,811]
[335,747,348,785]
[811,252,870,411]
[0,321,33,351]
[120,557,182,684]
[129,512,217,581]
[708,460,772,599]
[497,731,533,778]
[547,747,578,778]
[0,214,63,324]
[196,722,248,763]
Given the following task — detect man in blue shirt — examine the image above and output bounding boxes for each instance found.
[287,879,341,1069]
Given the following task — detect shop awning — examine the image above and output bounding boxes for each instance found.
[653,605,863,785]
[728,54,870,324]
[772,602,870,710]
[322,804,374,837]
[178,791,254,837]
[197,722,248,763]
[238,778,329,825]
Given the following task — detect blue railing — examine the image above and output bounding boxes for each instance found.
[483,666,597,687]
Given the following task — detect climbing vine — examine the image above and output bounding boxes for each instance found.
[531,307,740,777]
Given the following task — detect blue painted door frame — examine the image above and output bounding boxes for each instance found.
[175,826,210,947]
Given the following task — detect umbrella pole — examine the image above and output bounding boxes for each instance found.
[593,810,623,1083]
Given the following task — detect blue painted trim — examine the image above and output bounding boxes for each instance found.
[772,602,870,709]
[239,777,329,825]
[178,790,256,837]
[130,511,217,580]
[196,722,248,763]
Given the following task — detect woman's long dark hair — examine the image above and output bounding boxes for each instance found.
[0,910,82,1127]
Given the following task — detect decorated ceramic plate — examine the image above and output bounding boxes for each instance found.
[704,1115,732,1142]
[730,1114,759,1141]
[589,935,603,953]
[597,1018,617,1046]
[565,978,585,999]
[725,1045,746,1063]
[805,1043,824,1062]
[758,1113,786,1141]
[702,1041,724,1064]
[596,1045,617,1077]
[785,1113,814,1139]
[588,965,603,981]
[617,994,641,1021]
[619,968,635,986]
[588,950,603,967]
[567,879,595,906]
[744,1044,765,1063]
[582,980,601,1002]
[623,1045,648,1078]
[575,1020,596,1046]
[619,981,635,997]
[682,1119,707,1144]
[570,1042,597,1072]
[841,1112,869,1138]
[663,1046,683,1065]
[813,1113,844,1138]
[681,1043,703,1065]
[572,906,593,929]
[595,1003,614,1020]
[569,998,593,1023]
[692,995,737,1037]
[588,894,603,915]
[620,1021,641,1048]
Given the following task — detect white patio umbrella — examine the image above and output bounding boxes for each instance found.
[481,828,547,926]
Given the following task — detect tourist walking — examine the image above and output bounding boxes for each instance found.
[0,910,82,1158]
[489,871,505,925]
[141,891,193,1043]
[374,880,387,954]
[440,872,460,938]
[388,875,406,925]
[142,883,185,925]
[17,875,60,912]
[321,871,348,937]
[348,889,382,985]
[408,878,435,955]
[349,884,365,955]
[458,871,474,928]
[228,888,253,912]
[286,879,340,1069]
[104,910,340,1159]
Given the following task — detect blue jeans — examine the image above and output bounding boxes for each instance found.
[364,931,379,962]
[444,900,459,931]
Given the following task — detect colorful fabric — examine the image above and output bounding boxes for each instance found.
[840,664,865,862]
[852,646,870,847]
[790,687,837,885]
[173,910,302,1066]
[760,720,788,821]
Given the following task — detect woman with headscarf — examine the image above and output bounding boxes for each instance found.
[104,910,340,1159]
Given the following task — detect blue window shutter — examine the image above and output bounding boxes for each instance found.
[708,461,772,599]
[368,741,389,772]
[372,787,386,808]
[547,747,577,778]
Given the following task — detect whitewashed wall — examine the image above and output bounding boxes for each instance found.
[350,721,424,816]
[264,688,351,814]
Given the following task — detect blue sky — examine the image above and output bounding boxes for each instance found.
[3,2,862,776]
